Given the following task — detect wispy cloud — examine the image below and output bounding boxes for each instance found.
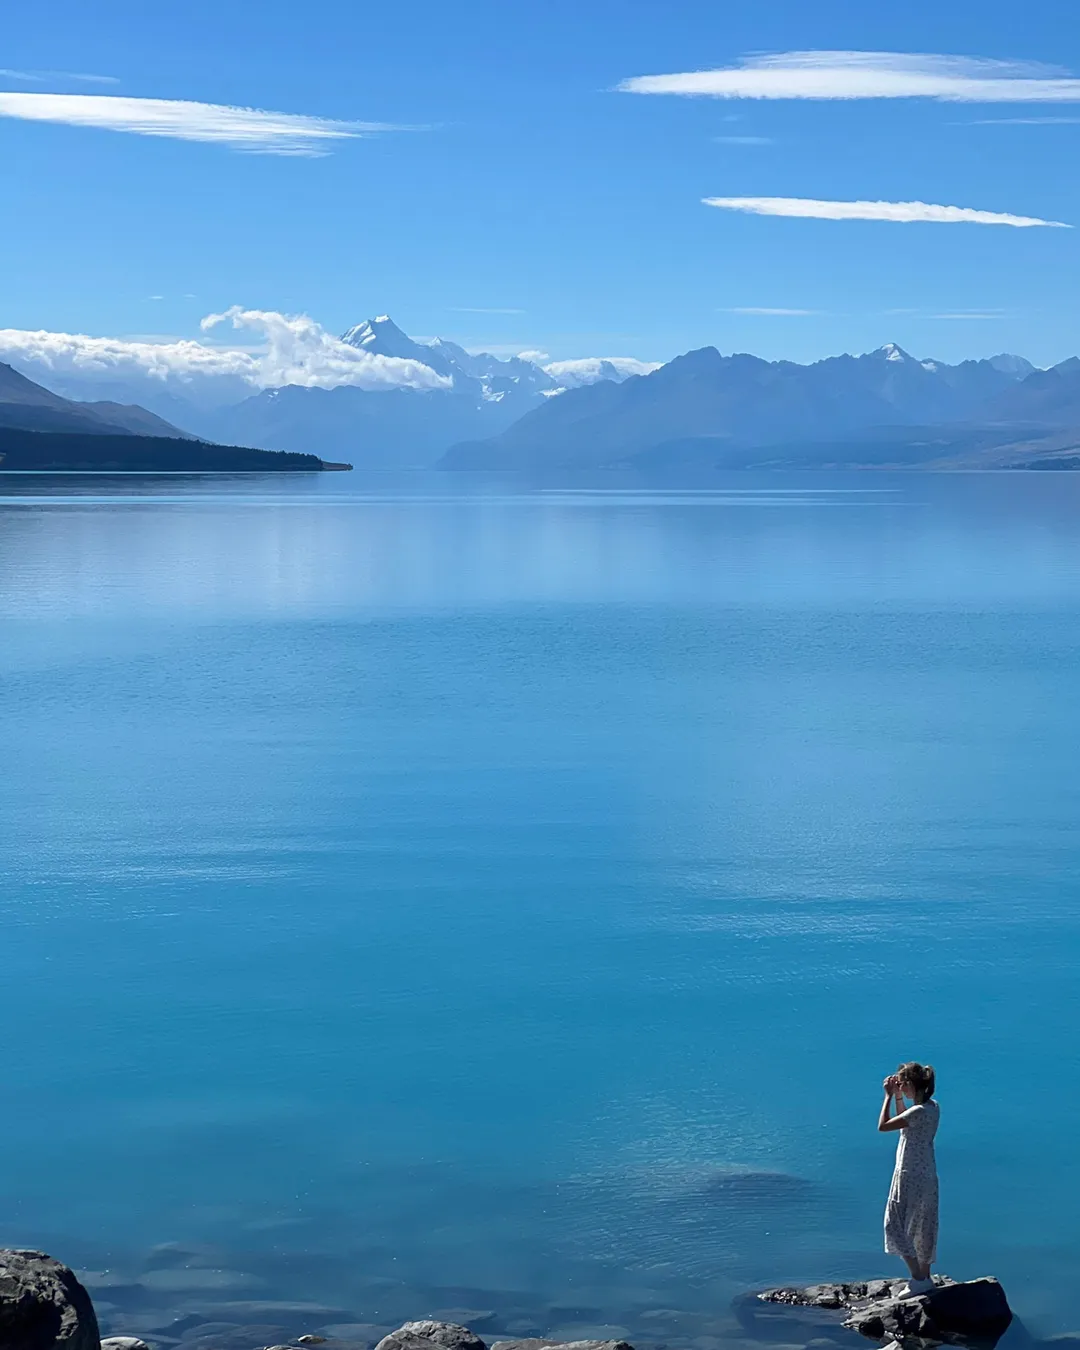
[723,306,818,315]
[930,310,1005,319]
[543,356,661,387]
[703,196,1070,227]
[0,92,406,154]
[621,51,1080,102]
[713,135,774,145]
[0,68,119,84]
[965,116,1080,124]
[450,307,526,315]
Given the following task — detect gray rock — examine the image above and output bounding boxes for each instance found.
[758,1277,1013,1347]
[143,1244,227,1271]
[144,1314,213,1337]
[376,1333,449,1350]
[390,1322,488,1350]
[0,1249,100,1350]
[101,1340,152,1350]
[492,1341,634,1350]
[73,1271,147,1308]
[177,1327,289,1350]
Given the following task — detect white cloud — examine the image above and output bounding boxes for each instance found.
[543,357,661,388]
[61,73,121,86]
[620,51,1080,102]
[0,327,257,405]
[0,309,452,407]
[703,196,1070,227]
[0,69,118,84]
[516,349,550,363]
[966,116,1080,124]
[723,306,818,315]
[0,313,662,406]
[0,92,403,155]
[202,308,451,388]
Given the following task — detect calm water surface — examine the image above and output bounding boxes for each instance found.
[1,471,1079,1338]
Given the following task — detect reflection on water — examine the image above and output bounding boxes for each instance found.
[1,471,1080,1343]
[2,472,1080,622]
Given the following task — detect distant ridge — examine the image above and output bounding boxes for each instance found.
[439,344,1080,471]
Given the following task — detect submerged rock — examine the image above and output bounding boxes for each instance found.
[0,1249,100,1350]
[758,1277,1013,1347]
[492,1341,634,1350]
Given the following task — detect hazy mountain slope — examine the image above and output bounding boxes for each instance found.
[80,400,195,438]
[983,358,1080,425]
[0,361,192,438]
[0,361,84,409]
[441,345,1037,470]
[205,383,500,467]
[630,423,1080,471]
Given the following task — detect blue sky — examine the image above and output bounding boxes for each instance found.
[3,0,1080,367]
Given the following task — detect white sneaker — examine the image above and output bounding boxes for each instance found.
[898,1277,935,1297]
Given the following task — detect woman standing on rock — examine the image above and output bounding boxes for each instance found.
[879,1061,939,1297]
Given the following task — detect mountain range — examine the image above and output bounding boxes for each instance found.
[444,343,1080,471]
[7,317,1080,472]
[197,317,582,465]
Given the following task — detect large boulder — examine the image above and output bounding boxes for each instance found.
[759,1277,1012,1347]
[377,1323,488,1350]
[0,1250,100,1350]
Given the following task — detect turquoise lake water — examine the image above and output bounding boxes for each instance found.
[1,471,1079,1341]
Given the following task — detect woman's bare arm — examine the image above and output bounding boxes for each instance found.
[878,1084,895,1133]
[879,1077,919,1132]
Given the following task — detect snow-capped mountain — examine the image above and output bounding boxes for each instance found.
[341,315,558,406]
[205,316,563,465]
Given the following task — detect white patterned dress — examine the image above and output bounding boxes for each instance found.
[884,1099,940,1268]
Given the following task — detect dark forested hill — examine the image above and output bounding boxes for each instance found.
[0,427,340,472]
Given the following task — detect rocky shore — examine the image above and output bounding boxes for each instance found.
[0,1248,1027,1350]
